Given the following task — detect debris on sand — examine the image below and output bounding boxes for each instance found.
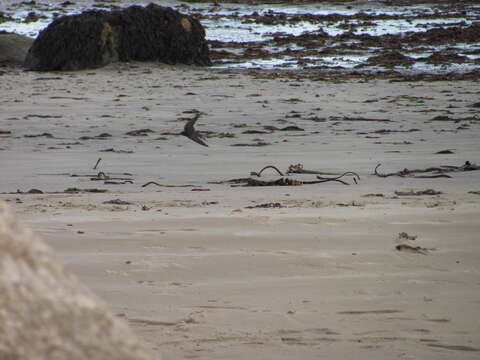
[245,202,283,209]
[394,189,442,196]
[103,199,133,205]
[374,161,479,179]
[395,244,429,255]
[398,232,417,241]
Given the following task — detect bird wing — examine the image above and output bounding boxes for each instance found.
[189,132,209,147]
[184,114,208,147]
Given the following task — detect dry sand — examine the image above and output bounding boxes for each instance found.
[1,63,480,359]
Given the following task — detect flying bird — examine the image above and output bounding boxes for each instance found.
[181,112,208,147]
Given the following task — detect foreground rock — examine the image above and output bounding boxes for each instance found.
[0,201,154,360]
[24,3,211,71]
[0,31,34,65]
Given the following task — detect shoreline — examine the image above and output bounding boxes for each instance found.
[2,0,480,75]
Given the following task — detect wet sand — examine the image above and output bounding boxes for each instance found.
[1,63,480,359]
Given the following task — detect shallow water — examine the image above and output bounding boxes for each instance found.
[1,0,479,73]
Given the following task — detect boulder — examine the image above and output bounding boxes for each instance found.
[0,201,154,360]
[24,3,211,71]
[0,31,34,65]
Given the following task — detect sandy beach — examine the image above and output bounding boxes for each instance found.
[1,61,480,359]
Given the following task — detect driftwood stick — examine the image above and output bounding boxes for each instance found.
[374,161,478,178]
[251,165,285,177]
[306,179,349,185]
[245,178,303,186]
[142,181,162,188]
[244,172,360,187]
[141,181,194,188]
[93,157,102,170]
[208,178,252,184]
[316,171,361,185]
[415,174,452,179]
[374,164,397,177]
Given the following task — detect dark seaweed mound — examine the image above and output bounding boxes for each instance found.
[24,3,211,71]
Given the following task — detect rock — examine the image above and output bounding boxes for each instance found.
[0,201,154,360]
[0,31,34,65]
[24,3,211,71]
